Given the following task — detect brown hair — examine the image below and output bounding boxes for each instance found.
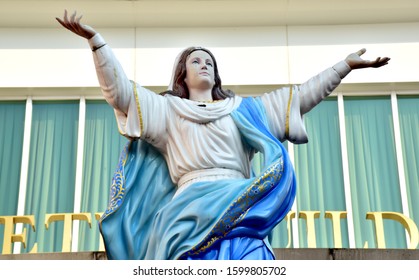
[161,47,235,100]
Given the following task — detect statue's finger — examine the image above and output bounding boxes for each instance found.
[356,48,366,56]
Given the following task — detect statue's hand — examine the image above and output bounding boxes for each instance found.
[345,48,390,70]
[56,10,97,40]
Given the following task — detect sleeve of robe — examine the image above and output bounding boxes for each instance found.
[259,61,351,144]
[88,33,168,149]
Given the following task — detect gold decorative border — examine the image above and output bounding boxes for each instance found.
[180,158,284,258]
[132,81,144,134]
[285,85,293,139]
[100,142,130,221]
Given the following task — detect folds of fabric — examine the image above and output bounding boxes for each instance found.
[99,97,296,260]
[99,140,176,259]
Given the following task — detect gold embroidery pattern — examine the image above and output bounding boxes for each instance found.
[180,157,284,258]
[285,86,293,139]
[132,81,144,135]
[100,142,130,221]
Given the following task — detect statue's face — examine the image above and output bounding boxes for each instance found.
[184,50,215,92]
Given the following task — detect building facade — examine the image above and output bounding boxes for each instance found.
[1,0,419,255]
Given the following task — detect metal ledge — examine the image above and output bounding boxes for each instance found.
[1,249,418,260]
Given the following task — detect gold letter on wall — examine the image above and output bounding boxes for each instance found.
[325,211,347,248]
[366,211,419,249]
[44,213,92,252]
[284,211,296,248]
[0,215,36,254]
[299,211,320,248]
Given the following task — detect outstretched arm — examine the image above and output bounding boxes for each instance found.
[260,49,390,144]
[298,48,390,115]
[57,10,168,142]
[56,10,132,114]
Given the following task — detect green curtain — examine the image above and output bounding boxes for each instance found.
[294,98,348,248]
[344,97,405,248]
[78,100,127,252]
[23,101,79,253]
[0,101,26,252]
[397,96,419,227]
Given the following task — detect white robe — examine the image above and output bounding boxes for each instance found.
[88,33,351,187]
